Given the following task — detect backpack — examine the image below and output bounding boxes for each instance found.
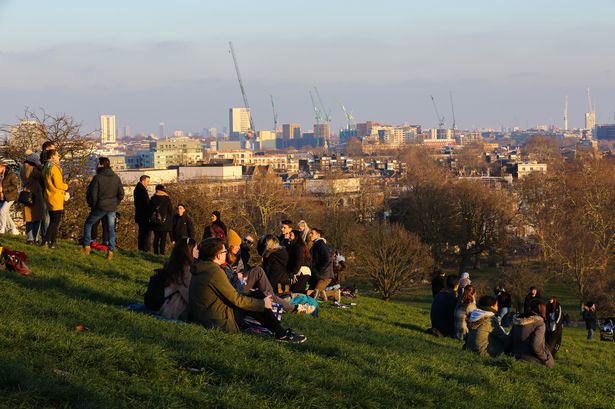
[149,205,166,226]
[144,269,167,311]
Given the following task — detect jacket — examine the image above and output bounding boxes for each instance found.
[430,289,457,337]
[510,314,555,368]
[310,238,333,281]
[159,265,191,320]
[546,302,563,332]
[172,213,196,242]
[454,301,476,339]
[133,182,150,224]
[86,167,124,212]
[263,246,289,288]
[188,259,265,333]
[149,192,173,232]
[287,241,310,277]
[431,274,446,297]
[582,310,597,330]
[466,308,509,357]
[0,168,19,202]
[42,162,69,211]
[20,161,45,221]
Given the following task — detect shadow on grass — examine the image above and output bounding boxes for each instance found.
[392,321,429,333]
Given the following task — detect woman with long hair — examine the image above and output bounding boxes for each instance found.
[262,235,290,294]
[287,229,311,293]
[158,237,197,319]
[41,149,69,249]
[454,284,476,341]
[510,299,554,368]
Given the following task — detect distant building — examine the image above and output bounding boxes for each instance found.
[585,112,596,135]
[229,108,251,139]
[159,122,165,139]
[178,164,243,181]
[282,124,301,140]
[596,124,615,140]
[154,138,203,167]
[100,115,116,144]
[516,162,547,178]
[8,120,46,150]
[314,123,330,145]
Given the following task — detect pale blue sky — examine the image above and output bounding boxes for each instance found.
[1,0,614,134]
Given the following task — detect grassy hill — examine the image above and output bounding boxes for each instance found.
[0,236,613,409]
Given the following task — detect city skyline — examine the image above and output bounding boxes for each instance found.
[1,0,615,134]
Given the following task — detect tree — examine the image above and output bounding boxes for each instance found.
[356,223,432,301]
[345,137,363,156]
[523,135,561,166]
[455,141,488,176]
[242,178,295,235]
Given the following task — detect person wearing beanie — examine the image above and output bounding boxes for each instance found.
[458,272,472,300]
[171,203,196,244]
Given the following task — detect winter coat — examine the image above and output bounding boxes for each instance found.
[278,233,291,249]
[263,246,290,289]
[0,168,19,202]
[188,259,265,333]
[86,167,124,212]
[42,162,69,211]
[133,182,150,224]
[510,314,555,368]
[466,308,509,357]
[497,291,512,309]
[287,241,310,277]
[546,302,563,332]
[454,301,477,339]
[310,238,333,281]
[149,192,173,232]
[171,213,196,242]
[20,161,45,221]
[582,310,597,330]
[524,293,541,313]
[431,274,446,297]
[159,264,191,320]
[430,289,458,338]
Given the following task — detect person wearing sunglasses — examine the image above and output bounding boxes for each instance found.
[188,237,306,343]
[240,234,254,269]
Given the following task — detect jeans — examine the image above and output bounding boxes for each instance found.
[0,200,18,234]
[83,208,116,251]
[26,221,42,242]
[588,328,594,340]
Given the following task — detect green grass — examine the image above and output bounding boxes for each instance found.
[0,236,613,409]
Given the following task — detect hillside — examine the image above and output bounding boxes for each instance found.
[0,236,613,409]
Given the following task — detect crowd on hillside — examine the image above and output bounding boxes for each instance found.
[429,271,600,368]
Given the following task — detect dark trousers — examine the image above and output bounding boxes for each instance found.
[546,327,563,357]
[234,290,285,337]
[152,231,168,255]
[43,210,63,245]
[137,222,151,252]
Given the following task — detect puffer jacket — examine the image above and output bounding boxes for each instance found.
[466,308,509,357]
[510,314,555,368]
[1,168,19,202]
[86,167,125,212]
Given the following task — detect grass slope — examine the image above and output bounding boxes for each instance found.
[0,236,613,409]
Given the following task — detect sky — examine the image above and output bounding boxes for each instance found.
[1,0,615,135]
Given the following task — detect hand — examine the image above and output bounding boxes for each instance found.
[237,272,243,282]
[171,241,175,245]
[263,295,272,309]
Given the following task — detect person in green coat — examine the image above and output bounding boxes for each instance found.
[466,295,509,357]
[188,237,306,343]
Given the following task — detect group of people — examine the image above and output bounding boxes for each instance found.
[430,271,566,369]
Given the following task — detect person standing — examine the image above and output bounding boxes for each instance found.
[41,150,68,248]
[171,203,196,244]
[149,184,173,255]
[582,302,597,341]
[430,275,459,338]
[278,219,293,249]
[81,157,125,260]
[38,141,56,238]
[309,228,334,299]
[19,151,45,244]
[134,175,151,252]
[546,296,563,356]
[0,160,20,235]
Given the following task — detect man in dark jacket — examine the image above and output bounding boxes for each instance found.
[430,275,459,337]
[171,203,196,244]
[431,269,446,298]
[309,228,333,298]
[134,175,151,251]
[81,157,125,260]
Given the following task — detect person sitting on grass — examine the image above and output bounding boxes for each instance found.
[510,299,554,368]
[454,285,476,341]
[430,275,459,337]
[158,238,197,320]
[188,237,305,343]
[466,295,509,357]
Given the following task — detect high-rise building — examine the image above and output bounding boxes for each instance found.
[585,112,596,136]
[282,123,301,140]
[314,124,330,144]
[159,122,165,139]
[100,115,116,144]
[229,108,251,140]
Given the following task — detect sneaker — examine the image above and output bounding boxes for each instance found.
[276,329,307,344]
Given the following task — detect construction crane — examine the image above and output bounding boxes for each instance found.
[314,87,332,125]
[430,95,445,129]
[270,95,278,133]
[449,91,456,136]
[309,90,322,125]
[228,41,255,143]
[339,102,355,130]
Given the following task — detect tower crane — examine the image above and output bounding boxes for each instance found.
[228,41,255,145]
[430,95,445,129]
[449,91,456,136]
[314,86,332,125]
[340,102,355,130]
[309,90,322,125]
[270,95,278,133]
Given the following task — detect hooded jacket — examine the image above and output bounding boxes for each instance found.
[466,307,509,357]
[188,259,264,333]
[0,167,19,202]
[86,167,124,212]
[510,314,554,368]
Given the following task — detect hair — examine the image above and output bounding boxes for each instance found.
[478,295,497,308]
[257,234,274,256]
[162,238,196,286]
[281,219,293,227]
[311,227,324,236]
[155,184,166,192]
[139,174,150,182]
[198,237,225,261]
[177,203,186,209]
[42,141,55,151]
[265,235,280,251]
[549,296,557,303]
[98,157,110,168]
[446,275,459,290]
[529,299,547,320]
[459,285,476,305]
[46,149,59,160]
[290,229,311,261]
[529,286,537,292]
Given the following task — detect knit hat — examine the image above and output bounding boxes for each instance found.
[227,229,241,247]
[212,210,221,220]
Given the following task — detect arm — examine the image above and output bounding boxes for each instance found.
[187,217,196,240]
[171,216,178,242]
[86,176,98,208]
[531,323,552,363]
[491,315,509,342]
[51,166,69,192]
[315,243,330,272]
[211,266,262,312]
[116,177,125,203]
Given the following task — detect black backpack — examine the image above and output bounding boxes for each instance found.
[144,269,167,311]
[150,205,166,226]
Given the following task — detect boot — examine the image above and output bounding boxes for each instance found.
[106,251,113,261]
[81,245,91,255]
